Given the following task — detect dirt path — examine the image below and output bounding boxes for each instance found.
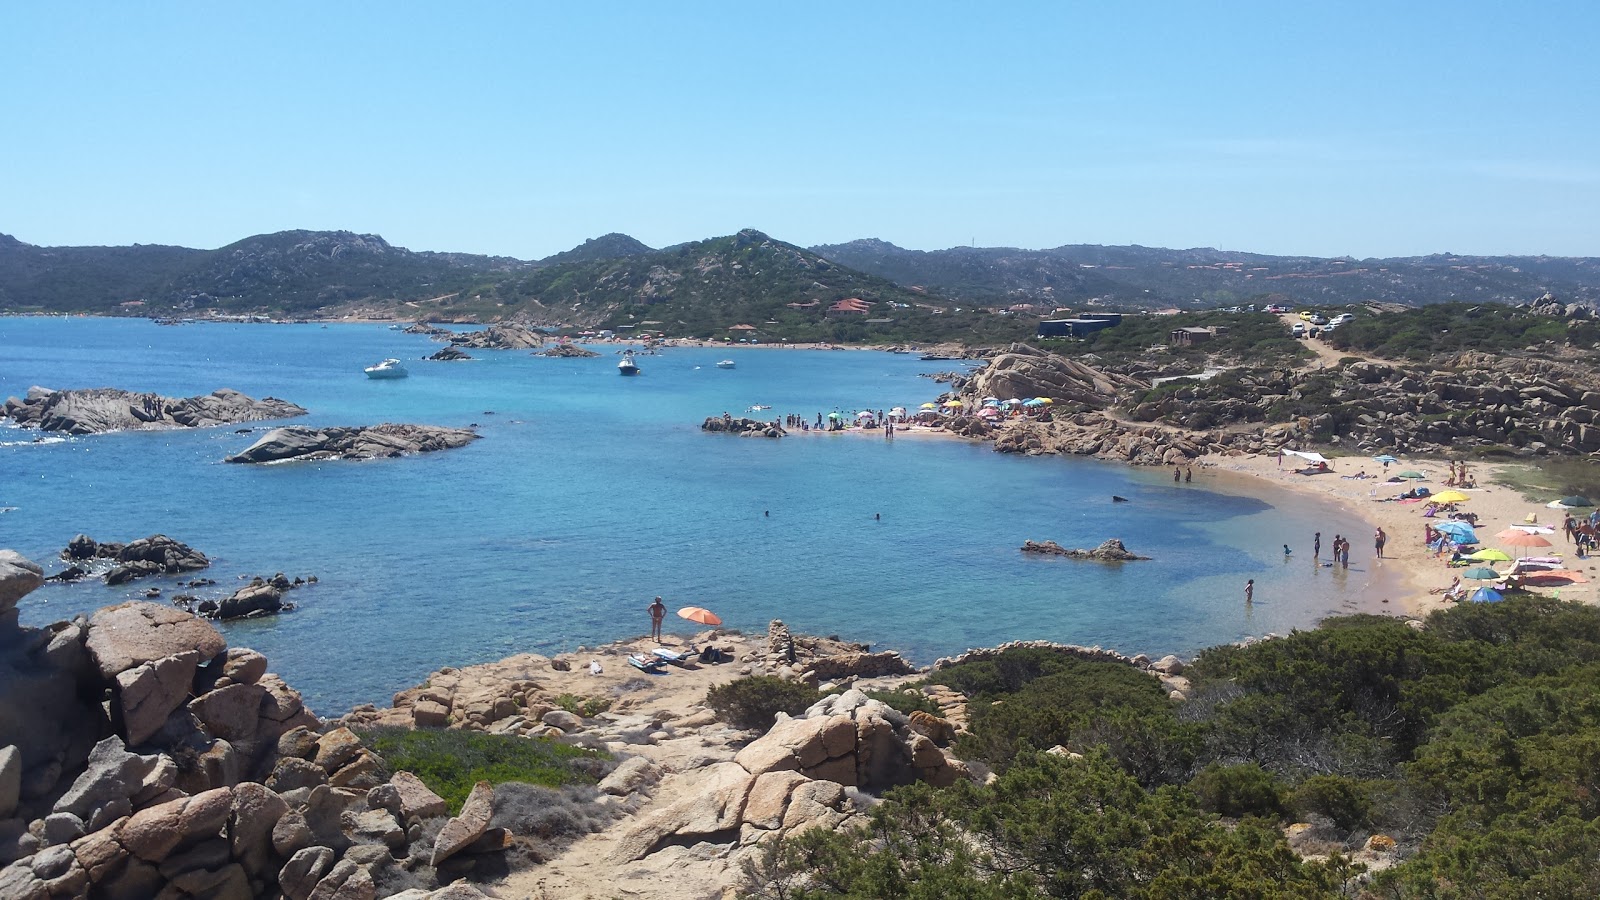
[1275,312,1378,372]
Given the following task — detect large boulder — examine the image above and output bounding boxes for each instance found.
[114,651,203,746]
[86,602,226,681]
[53,736,173,822]
[213,581,283,621]
[0,551,44,617]
[445,324,544,350]
[389,772,448,820]
[964,345,1147,409]
[430,781,494,867]
[612,762,756,862]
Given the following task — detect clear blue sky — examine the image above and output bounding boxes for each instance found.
[3,2,1597,259]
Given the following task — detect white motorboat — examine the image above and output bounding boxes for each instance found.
[364,358,408,379]
[618,351,641,376]
[716,359,736,369]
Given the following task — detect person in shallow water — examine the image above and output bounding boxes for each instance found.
[648,596,666,641]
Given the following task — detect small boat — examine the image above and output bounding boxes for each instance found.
[627,654,666,673]
[618,351,640,376]
[364,358,408,379]
[716,359,736,369]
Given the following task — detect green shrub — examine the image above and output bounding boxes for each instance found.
[705,676,821,731]
[554,693,612,718]
[863,688,942,717]
[358,727,610,814]
[1188,762,1285,819]
[1291,775,1373,831]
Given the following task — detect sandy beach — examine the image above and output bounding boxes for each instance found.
[1199,452,1599,618]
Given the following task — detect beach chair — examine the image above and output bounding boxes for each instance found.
[627,654,667,674]
[652,647,695,667]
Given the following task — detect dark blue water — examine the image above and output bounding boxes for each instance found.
[2,318,1384,714]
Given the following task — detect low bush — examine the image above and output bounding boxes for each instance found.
[863,688,942,717]
[1290,774,1372,831]
[554,693,612,718]
[1188,762,1285,819]
[705,676,821,731]
[358,727,611,813]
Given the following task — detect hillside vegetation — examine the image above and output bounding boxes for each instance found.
[1326,302,1600,360]
[750,597,1600,898]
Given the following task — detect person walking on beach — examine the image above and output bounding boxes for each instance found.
[1374,527,1387,559]
[648,597,667,641]
[1313,532,1322,559]
[1245,579,1254,603]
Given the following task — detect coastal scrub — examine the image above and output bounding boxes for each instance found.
[358,726,611,813]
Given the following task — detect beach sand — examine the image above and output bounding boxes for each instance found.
[1199,453,1599,618]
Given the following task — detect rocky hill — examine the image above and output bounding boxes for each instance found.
[536,232,654,267]
[813,238,1600,311]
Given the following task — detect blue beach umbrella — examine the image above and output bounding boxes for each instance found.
[1373,454,1399,464]
[1469,587,1504,603]
[1433,521,1478,544]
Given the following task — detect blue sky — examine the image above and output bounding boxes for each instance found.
[3,3,1597,258]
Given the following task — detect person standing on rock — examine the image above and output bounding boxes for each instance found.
[648,596,667,641]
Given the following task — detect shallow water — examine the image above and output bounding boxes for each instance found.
[2,318,1386,713]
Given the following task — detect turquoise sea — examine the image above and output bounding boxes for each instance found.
[2,318,1387,714]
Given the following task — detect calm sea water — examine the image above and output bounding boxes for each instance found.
[2,318,1386,714]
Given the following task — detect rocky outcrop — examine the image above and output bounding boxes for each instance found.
[225,424,479,463]
[963,344,1147,410]
[1022,538,1151,561]
[61,534,211,585]
[701,416,785,438]
[2,387,306,435]
[426,347,473,361]
[444,324,544,350]
[540,344,601,358]
[0,551,44,627]
[404,321,452,337]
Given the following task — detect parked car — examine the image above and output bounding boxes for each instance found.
[1308,314,1329,325]
[1330,313,1355,325]
[1298,310,1315,321]
[1291,322,1306,336]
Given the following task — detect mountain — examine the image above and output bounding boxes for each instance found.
[537,233,654,267]
[811,240,1600,310]
[481,229,1030,343]
[0,230,531,315]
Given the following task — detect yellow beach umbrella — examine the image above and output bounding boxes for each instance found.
[1035,397,1054,404]
[919,402,938,410]
[1467,549,1512,562]
[943,400,963,408]
[1432,490,1471,503]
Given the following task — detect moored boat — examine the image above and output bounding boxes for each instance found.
[618,351,641,376]
[716,359,735,369]
[364,358,408,379]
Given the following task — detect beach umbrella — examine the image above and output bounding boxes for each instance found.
[980,396,1000,405]
[942,400,963,408]
[1373,454,1399,464]
[977,407,1001,418]
[1523,570,1589,584]
[856,410,876,419]
[890,406,907,416]
[1432,490,1471,504]
[1469,587,1504,603]
[1433,521,1477,543]
[1501,531,1553,549]
[677,606,722,626]
[919,402,938,410]
[1034,397,1054,405]
[1397,470,1426,480]
[1022,398,1044,407]
[1462,567,1500,580]
[827,411,845,420]
[1003,398,1023,405]
[1560,495,1595,507]
[1467,549,1512,562]
[1500,525,1555,537]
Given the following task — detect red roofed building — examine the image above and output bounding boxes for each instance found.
[826,297,872,317]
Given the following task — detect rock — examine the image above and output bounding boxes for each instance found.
[328,752,382,789]
[348,808,405,849]
[114,651,203,746]
[189,682,266,743]
[597,756,663,797]
[539,343,601,358]
[0,551,44,614]
[40,812,83,846]
[307,858,376,900]
[430,781,493,866]
[1021,538,1151,561]
[700,416,786,437]
[53,736,170,821]
[742,770,810,830]
[230,782,288,877]
[226,424,480,464]
[213,581,284,620]
[279,845,335,900]
[389,772,448,821]
[277,726,320,761]
[411,700,450,728]
[271,811,314,858]
[365,784,403,819]
[118,787,232,863]
[0,747,18,819]
[268,757,328,793]
[0,387,306,434]
[312,727,364,773]
[612,762,755,862]
[1151,654,1185,675]
[445,323,545,350]
[540,709,583,732]
[86,601,226,680]
[426,347,473,361]
[217,647,269,687]
[907,710,957,746]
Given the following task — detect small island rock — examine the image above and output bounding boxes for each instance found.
[2,387,306,435]
[225,424,480,464]
[1021,538,1151,561]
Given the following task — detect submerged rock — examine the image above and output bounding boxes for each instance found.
[2,387,305,435]
[224,424,479,464]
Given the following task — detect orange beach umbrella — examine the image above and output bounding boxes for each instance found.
[1501,532,1553,549]
[677,606,723,626]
